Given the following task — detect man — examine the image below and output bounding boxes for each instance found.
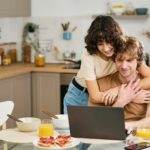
[89,36,150,129]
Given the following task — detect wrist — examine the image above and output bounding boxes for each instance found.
[113,98,126,107]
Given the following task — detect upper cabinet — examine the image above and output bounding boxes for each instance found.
[0,0,31,17]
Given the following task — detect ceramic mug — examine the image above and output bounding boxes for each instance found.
[63,32,72,40]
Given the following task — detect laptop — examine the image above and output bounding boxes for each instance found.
[67,105,126,140]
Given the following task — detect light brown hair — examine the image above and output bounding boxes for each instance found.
[114,36,143,67]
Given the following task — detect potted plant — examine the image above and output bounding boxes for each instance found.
[22,22,40,63]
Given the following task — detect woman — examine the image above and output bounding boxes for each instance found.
[63,15,150,114]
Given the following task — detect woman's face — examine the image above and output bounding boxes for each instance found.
[97,42,114,58]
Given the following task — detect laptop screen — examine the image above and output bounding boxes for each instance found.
[67,105,126,140]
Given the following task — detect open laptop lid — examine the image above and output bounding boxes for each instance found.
[67,105,126,140]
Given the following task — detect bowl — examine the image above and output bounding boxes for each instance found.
[52,114,69,129]
[135,8,148,15]
[110,2,126,15]
[16,117,41,132]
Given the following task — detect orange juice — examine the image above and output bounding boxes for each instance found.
[39,123,54,137]
[136,129,150,139]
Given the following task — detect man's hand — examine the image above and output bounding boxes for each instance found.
[101,87,119,105]
[133,90,150,103]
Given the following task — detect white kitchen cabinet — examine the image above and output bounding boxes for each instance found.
[0,78,13,101]
[0,73,31,127]
[12,73,31,118]
[32,72,61,119]
[0,0,31,17]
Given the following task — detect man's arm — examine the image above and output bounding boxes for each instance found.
[146,103,150,117]
[132,89,150,104]
[138,62,150,89]
[125,104,150,129]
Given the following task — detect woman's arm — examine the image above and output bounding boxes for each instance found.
[138,62,150,89]
[86,79,118,105]
[86,79,103,103]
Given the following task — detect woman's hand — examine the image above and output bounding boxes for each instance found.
[133,90,150,103]
[102,87,119,105]
[116,80,141,107]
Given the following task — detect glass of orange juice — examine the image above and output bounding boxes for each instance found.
[136,128,150,139]
[38,119,54,137]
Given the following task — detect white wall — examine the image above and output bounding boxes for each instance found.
[31,0,150,17]
[0,0,150,62]
[31,0,107,17]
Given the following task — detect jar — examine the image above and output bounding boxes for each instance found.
[22,45,31,63]
[34,52,45,67]
[0,48,4,65]
[8,43,17,63]
[3,54,11,65]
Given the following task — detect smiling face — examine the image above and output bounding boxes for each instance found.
[113,36,143,82]
[115,53,138,81]
[97,42,114,58]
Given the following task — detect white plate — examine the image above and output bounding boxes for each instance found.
[33,137,80,150]
[0,128,38,143]
[0,128,58,144]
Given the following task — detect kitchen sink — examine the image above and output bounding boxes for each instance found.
[63,63,80,69]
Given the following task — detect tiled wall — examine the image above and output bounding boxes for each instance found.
[0,15,150,62]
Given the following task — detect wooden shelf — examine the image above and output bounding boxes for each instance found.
[92,14,149,20]
[110,14,149,19]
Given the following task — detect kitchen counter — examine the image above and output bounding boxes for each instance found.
[0,63,78,80]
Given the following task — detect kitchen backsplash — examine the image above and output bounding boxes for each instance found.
[0,15,150,62]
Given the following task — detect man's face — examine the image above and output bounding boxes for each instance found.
[115,53,138,80]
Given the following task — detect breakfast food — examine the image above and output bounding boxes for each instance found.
[38,134,71,147]
[55,135,71,147]
[38,136,55,147]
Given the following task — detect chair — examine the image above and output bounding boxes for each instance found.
[0,101,14,150]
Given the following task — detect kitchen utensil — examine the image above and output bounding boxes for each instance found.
[71,26,77,32]
[64,58,81,64]
[61,22,70,31]
[16,117,41,132]
[64,59,81,69]
[135,8,148,15]
[51,114,69,129]
[63,31,72,40]
[110,2,126,15]
[7,114,23,123]
[41,110,58,119]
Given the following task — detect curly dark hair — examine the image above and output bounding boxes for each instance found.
[113,36,144,67]
[85,15,123,55]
